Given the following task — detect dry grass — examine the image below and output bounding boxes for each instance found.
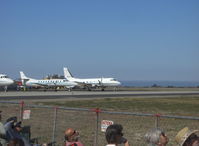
[1,94,199,146]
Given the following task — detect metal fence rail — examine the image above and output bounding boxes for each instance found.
[0,101,199,146]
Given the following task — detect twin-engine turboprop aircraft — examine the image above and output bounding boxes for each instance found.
[63,67,121,91]
[1,68,121,92]
[20,71,77,91]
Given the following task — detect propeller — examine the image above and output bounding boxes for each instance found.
[98,77,103,86]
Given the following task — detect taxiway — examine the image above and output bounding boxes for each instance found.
[0,90,199,100]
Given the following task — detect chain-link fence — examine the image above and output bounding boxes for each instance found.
[0,101,199,146]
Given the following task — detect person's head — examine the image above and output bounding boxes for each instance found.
[145,128,168,146]
[175,127,199,146]
[5,116,17,129]
[183,134,199,146]
[64,128,80,142]
[6,116,17,123]
[105,124,125,145]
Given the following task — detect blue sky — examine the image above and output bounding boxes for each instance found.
[0,0,198,81]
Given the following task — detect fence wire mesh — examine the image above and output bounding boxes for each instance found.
[97,112,155,146]
[156,117,199,146]
[55,108,96,146]
[22,105,55,144]
[0,102,21,122]
[0,101,199,146]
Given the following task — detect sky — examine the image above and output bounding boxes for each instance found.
[0,0,199,81]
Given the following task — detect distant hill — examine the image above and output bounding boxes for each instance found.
[121,81,199,87]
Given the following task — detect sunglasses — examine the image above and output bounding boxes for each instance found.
[64,130,77,140]
[71,130,76,136]
[119,132,124,137]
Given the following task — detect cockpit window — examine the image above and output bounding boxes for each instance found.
[110,79,116,81]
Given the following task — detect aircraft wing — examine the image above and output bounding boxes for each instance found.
[35,82,77,88]
[74,81,89,86]
[74,81,100,88]
[65,85,76,89]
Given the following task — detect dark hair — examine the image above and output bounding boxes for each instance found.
[105,124,123,144]
[183,133,199,146]
[6,116,17,123]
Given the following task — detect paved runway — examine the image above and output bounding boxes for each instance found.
[0,90,199,100]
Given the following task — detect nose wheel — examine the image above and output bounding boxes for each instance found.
[4,86,7,92]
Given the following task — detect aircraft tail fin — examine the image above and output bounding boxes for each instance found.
[20,71,29,80]
[63,67,74,79]
[20,71,31,85]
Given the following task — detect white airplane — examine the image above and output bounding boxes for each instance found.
[20,71,77,91]
[0,74,14,92]
[63,67,121,91]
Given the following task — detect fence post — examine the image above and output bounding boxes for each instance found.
[155,114,161,128]
[92,108,101,146]
[52,107,58,146]
[20,101,24,122]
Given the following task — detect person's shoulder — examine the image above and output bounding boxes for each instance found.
[0,122,4,127]
[0,122,6,134]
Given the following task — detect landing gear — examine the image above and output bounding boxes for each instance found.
[4,86,7,92]
[54,87,58,92]
[43,87,47,92]
[64,87,72,92]
[101,88,105,91]
[86,86,91,91]
[23,86,26,91]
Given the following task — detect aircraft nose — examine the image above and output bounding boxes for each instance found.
[116,81,121,86]
[9,79,14,84]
